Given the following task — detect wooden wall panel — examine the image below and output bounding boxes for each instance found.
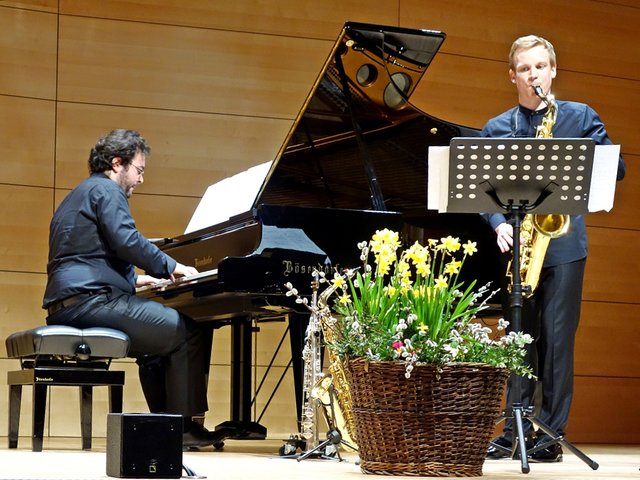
[575,302,640,378]
[563,73,640,156]
[0,272,47,343]
[55,103,293,198]
[0,185,51,273]
[0,359,17,437]
[400,0,640,80]
[57,16,330,119]
[0,96,55,187]
[0,6,57,99]
[254,319,291,368]
[0,1,57,12]
[569,376,640,443]
[254,366,298,437]
[129,194,200,240]
[584,227,640,304]
[59,0,399,40]
[587,153,638,231]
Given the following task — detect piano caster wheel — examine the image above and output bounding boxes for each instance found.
[213,441,225,450]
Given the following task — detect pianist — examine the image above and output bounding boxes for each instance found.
[42,129,223,448]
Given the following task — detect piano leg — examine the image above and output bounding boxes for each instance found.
[192,325,214,427]
[288,312,309,431]
[215,314,267,440]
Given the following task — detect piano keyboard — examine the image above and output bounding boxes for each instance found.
[136,268,218,293]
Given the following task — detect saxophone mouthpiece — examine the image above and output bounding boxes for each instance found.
[532,85,544,98]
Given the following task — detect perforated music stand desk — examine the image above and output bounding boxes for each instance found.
[446,137,594,215]
[442,137,599,473]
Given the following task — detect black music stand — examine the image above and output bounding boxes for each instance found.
[445,137,599,473]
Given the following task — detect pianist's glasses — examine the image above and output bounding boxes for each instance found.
[130,164,145,176]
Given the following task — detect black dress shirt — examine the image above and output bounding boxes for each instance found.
[43,173,176,308]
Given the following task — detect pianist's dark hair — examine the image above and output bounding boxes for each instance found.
[88,129,151,174]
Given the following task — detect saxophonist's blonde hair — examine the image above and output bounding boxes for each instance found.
[509,35,556,70]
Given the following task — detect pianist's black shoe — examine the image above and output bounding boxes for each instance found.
[529,435,563,463]
[183,422,227,449]
[486,436,513,459]
[486,434,535,460]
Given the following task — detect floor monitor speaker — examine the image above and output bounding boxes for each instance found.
[106,413,182,478]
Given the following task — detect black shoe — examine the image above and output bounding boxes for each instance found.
[486,436,513,459]
[486,434,535,460]
[529,436,563,463]
[183,422,227,449]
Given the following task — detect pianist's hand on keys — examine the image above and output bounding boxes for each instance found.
[135,269,218,293]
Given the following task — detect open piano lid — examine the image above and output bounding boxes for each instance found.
[185,22,449,234]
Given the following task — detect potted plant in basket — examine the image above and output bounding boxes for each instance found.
[286,228,532,477]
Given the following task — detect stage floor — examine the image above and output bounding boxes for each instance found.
[0,438,638,479]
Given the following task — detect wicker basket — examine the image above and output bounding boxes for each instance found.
[345,358,509,477]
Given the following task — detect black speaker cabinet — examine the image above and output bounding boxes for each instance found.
[106,413,183,478]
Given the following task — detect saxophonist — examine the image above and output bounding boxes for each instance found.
[480,35,626,462]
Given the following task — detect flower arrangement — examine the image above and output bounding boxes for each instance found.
[286,228,532,378]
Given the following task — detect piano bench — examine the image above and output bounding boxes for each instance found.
[5,325,130,452]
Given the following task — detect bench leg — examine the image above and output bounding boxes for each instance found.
[8,384,22,448]
[109,385,123,413]
[32,384,47,452]
[80,386,93,450]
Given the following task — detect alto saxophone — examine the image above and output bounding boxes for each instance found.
[315,277,358,449]
[508,85,570,297]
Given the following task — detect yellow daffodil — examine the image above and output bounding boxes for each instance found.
[441,235,461,252]
[384,285,397,296]
[416,261,430,276]
[444,260,462,275]
[338,293,351,305]
[434,275,449,289]
[463,240,477,256]
[331,275,345,289]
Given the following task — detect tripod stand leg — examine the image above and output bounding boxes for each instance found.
[297,438,333,461]
[530,418,599,470]
[512,405,530,473]
[297,432,347,462]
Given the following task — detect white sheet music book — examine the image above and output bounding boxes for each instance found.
[184,161,272,234]
[427,144,620,213]
[427,146,449,212]
[589,144,621,212]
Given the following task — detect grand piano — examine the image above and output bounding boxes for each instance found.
[138,22,502,440]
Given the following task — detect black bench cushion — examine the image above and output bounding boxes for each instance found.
[5,325,130,359]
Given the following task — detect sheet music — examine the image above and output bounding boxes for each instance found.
[185,161,272,234]
[427,146,449,212]
[588,144,621,212]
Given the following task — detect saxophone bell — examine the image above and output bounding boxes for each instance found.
[532,213,569,239]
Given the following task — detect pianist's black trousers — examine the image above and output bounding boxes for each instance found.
[46,288,209,418]
[500,258,586,438]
